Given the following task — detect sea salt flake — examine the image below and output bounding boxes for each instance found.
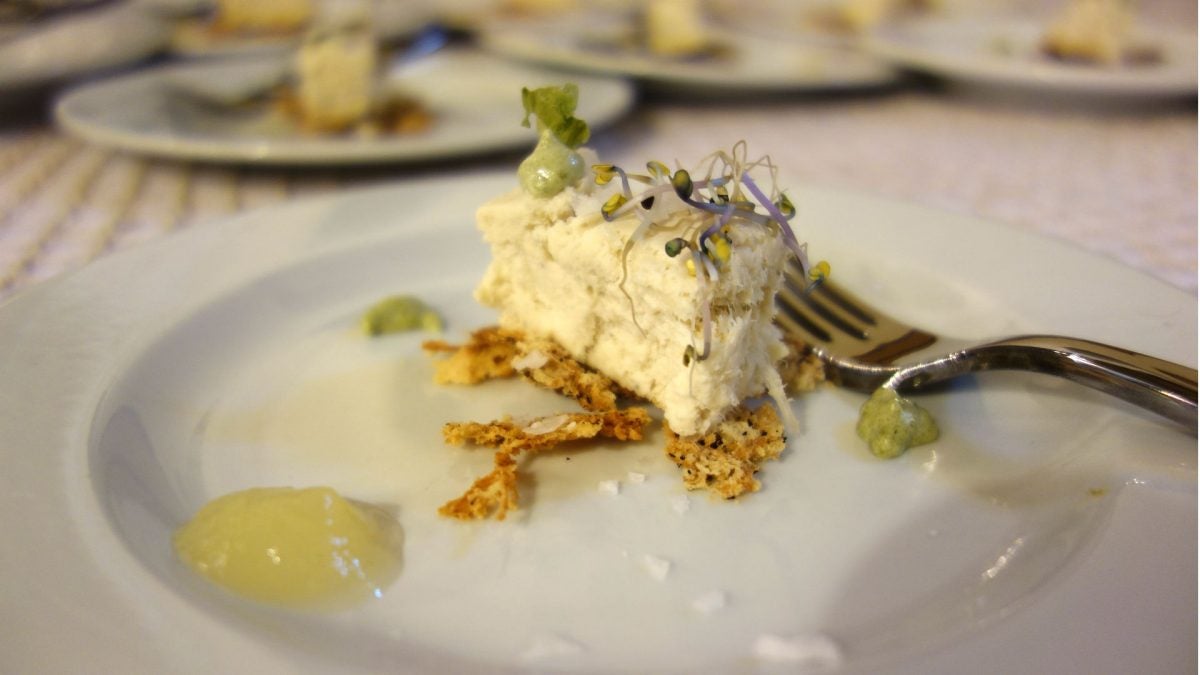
[521,633,585,662]
[511,349,549,370]
[522,414,569,436]
[671,495,691,515]
[751,633,842,667]
[597,480,620,495]
[641,554,671,581]
[627,471,646,483]
[691,590,727,614]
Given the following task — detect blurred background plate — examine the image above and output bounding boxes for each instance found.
[479,10,898,95]
[0,1,169,91]
[54,49,635,165]
[863,14,1198,99]
[165,0,435,58]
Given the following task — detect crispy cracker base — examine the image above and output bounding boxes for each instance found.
[425,325,800,518]
[438,409,652,520]
[664,404,787,499]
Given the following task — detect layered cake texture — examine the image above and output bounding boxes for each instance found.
[475,176,792,436]
[469,85,821,436]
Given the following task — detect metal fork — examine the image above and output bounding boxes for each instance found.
[776,261,1198,429]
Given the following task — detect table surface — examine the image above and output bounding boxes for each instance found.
[0,8,1195,306]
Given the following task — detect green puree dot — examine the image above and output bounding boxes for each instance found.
[361,295,442,336]
[518,131,585,197]
[856,388,939,459]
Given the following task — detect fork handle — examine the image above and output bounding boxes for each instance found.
[891,335,1198,429]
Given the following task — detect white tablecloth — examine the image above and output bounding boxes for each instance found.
[594,91,1197,293]
[0,20,1194,302]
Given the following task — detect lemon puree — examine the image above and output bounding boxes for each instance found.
[174,487,401,609]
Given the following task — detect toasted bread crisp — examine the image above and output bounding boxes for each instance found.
[664,404,786,499]
[445,408,651,452]
[779,336,827,393]
[422,326,522,385]
[423,325,630,411]
[439,408,653,520]
[439,451,520,521]
[512,337,629,412]
[430,325,798,515]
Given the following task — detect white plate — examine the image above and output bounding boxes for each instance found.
[0,2,169,91]
[864,14,1198,98]
[0,173,1195,673]
[480,12,897,94]
[53,49,634,165]
[167,2,434,58]
[167,16,304,58]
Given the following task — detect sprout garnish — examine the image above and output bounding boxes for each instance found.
[596,141,829,366]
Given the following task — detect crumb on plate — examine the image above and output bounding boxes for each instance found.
[422,326,522,385]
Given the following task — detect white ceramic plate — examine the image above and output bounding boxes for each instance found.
[0,173,1194,674]
[479,12,897,94]
[167,1,434,58]
[863,14,1198,98]
[167,17,304,58]
[53,50,634,165]
[0,1,169,91]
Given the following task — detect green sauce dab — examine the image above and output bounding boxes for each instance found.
[856,388,939,459]
[517,83,590,197]
[361,295,442,336]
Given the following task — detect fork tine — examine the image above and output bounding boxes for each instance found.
[776,300,833,343]
[777,260,937,365]
[779,261,873,338]
[809,279,875,326]
[778,265,871,350]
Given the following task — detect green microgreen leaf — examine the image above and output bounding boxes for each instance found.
[520,83,590,148]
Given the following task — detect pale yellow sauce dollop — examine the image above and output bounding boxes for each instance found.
[174,486,402,609]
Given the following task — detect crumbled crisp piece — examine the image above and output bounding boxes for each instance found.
[421,326,633,412]
[444,408,651,453]
[438,451,519,521]
[430,327,804,518]
[779,336,826,393]
[421,326,523,384]
[439,408,653,520]
[515,336,626,411]
[663,404,786,499]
